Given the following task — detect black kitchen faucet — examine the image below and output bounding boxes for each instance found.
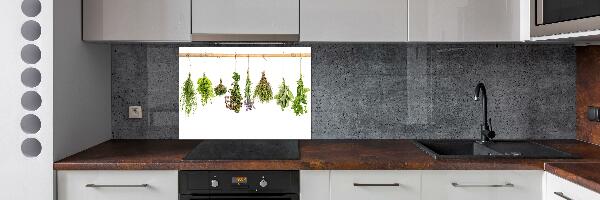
[474,82,495,143]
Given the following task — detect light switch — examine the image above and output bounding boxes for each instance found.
[129,106,142,119]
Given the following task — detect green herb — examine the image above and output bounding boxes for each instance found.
[196,73,215,106]
[243,68,255,110]
[214,79,227,96]
[254,71,273,103]
[228,72,242,113]
[274,78,294,111]
[291,74,310,116]
[180,73,197,115]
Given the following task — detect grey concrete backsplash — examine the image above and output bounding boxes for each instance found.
[112,43,576,139]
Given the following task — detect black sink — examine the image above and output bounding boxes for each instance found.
[413,140,577,160]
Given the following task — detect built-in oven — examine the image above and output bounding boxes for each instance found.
[532,0,600,37]
[179,171,299,200]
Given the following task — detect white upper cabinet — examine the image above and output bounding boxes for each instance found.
[191,0,300,41]
[300,0,408,42]
[82,0,191,42]
[409,0,530,42]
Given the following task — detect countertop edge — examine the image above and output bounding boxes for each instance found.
[545,162,600,194]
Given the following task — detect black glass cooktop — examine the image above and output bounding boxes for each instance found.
[183,140,300,160]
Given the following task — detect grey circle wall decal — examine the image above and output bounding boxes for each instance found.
[20,114,41,134]
[21,91,42,111]
[21,68,41,88]
[21,0,41,17]
[21,138,42,157]
[21,20,41,41]
[21,44,41,64]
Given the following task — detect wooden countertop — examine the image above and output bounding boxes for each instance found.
[54,139,600,171]
[545,162,600,194]
[54,139,600,194]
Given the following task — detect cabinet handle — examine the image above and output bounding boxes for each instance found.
[451,182,514,188]
[85,184,149,188]
[353,183,400,187]
[553,192,573,200]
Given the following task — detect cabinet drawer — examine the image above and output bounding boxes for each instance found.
[545,172,600,200]
[330,170,420,200]
[421,170,543,200]
[57,170,178,200]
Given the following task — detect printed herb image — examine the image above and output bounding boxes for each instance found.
[227,72,242,113]
[179,47,311,139]
[214,79,227,96]
[244,68,255,111]
[274,78,294,111]
[254,71,273,103]
[292,74,310,116]
[196,73,214,106]
[180,72,197,115]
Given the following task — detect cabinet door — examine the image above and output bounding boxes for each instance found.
[57,170,178,200]
[82,0,191,41]
[192,0,299,40]
[421,170,543,200]
[301,170,330,200]
[330,170,420,200]
[300,0,408,42]
[545,172,600,200]
[409,0,529,42]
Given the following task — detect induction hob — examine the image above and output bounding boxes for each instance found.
[183,140,300,160]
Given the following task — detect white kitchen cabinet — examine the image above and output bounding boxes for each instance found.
[57,170,178,200]
[330,170,420,200]
[82,0,191,41]
[545,172,600,200]
[421,170,543,200]
[301,170,331,200]
[409,0,529,42]
[191,0,299,41]
[300,0,408,42]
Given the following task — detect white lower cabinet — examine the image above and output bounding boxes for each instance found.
[57,170,178,200]
[330,170,421,200]
[545,172,600,200]
[421,170,543,200]
[301,170,331,200]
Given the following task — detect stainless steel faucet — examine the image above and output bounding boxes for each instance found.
[474,83,495,143]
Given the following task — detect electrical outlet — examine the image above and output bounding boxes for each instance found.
[129,106,142,119]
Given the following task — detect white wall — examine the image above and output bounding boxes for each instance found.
[0,0,53,199]
[53,0,111,161]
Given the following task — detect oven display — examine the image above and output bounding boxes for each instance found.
[232,176,248,185]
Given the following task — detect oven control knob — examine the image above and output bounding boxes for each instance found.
[210,180,219,188]
[259,179,268,188]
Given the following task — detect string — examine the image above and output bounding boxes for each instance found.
[187,53,192,74]
[299,57,302,76]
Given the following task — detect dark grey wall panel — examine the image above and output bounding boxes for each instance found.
[111,43,576,139]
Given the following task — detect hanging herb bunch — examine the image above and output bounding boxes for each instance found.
[244,68,255,110]
[180,72,197,115]
[292,74,310,116]
[196,73,215,106]
[254,71,273,103]
[214,79,227,96]
[274,78,294,111]
[228,72,243,113]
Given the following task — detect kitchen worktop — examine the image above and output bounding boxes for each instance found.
[54,139,600,170]
[53,139,600,193]
[545,162,600,194]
